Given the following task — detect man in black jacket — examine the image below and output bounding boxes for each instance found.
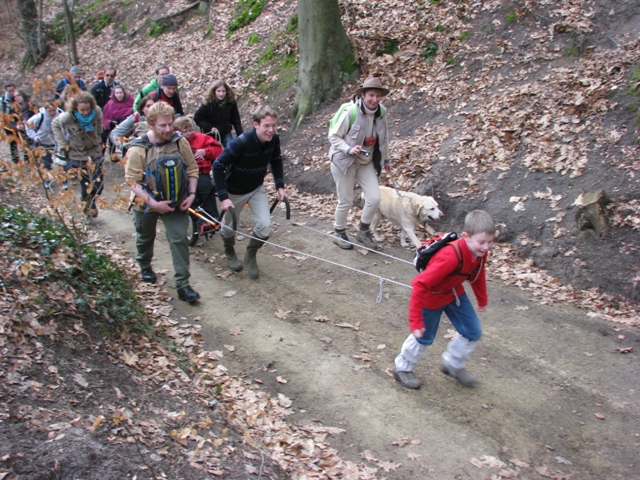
[212,105,287,279]
[90,66,118,109]
[90,66,119,147]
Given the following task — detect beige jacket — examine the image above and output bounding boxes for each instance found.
[52,109,103,162]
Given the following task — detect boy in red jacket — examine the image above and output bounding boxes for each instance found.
[174,117,223,232]
[393,210,496,389]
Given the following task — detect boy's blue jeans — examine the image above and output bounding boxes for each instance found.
[395,293,482,373]
[416,292,482,345]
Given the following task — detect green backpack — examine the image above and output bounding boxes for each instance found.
[328,101,386,131]
[131,133,189,209]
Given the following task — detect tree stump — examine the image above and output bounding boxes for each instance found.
[574,189,613,237]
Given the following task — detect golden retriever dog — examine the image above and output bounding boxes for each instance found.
[370,186,443,248]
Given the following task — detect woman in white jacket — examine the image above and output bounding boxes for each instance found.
[26,103,63,185]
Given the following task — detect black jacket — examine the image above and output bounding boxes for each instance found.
[150,88,184,116]
[90,79,119,109]
[194,101,243,137]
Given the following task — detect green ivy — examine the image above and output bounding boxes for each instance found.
[247,33,260,46]
[228,0,266,35]
[0,206,152,335]
[285,13,298,34]
[421,42,438,61]
[376,41,399,57]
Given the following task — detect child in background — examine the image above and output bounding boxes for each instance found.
[173,116,222,233]
[393,210,496,389]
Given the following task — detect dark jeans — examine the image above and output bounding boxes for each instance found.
[194,173,218,219]
[71,157,104,201]
[36,142,55,170]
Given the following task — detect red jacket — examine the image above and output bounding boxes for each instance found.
[186,132,223,175]
[408,238,488,331]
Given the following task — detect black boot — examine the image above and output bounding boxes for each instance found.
[222,236,243,272]
[244,235,268,279]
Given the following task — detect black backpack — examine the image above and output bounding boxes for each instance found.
[413,232,483,281]
[413,232,459,273]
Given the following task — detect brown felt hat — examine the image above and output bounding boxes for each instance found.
[355,75,390,97]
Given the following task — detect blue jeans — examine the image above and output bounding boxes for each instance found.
[416,292,482,345]
[221,132,233,149]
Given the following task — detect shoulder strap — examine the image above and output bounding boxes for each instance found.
[348,104,357,127]
[449,242,464,276]
[34,112,44,132]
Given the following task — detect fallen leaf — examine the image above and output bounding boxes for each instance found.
[275,309,291,319]
[223,290,236,297]
[73,373,88,388]
[224,344,235,352]
[595,413,605,420]
[229,326,243,336]
[276,376,287,384]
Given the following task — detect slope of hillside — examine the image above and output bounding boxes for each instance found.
[1,0,638,304]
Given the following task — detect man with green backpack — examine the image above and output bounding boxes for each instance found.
[125,102,201,303]
[328,74,391,250]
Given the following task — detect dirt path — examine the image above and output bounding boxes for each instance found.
[91,164,639,479]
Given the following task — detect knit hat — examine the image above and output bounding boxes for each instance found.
[161,74,178,87]
[70,66,83,76]
[355,74,390,97]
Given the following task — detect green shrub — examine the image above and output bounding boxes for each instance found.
[376,41,399,57]
[228,0,266,34]
[86,12,111,36]
[285,13,298,34]
[421,42,438,61]
[247,33,260,46]
[505,11,518,23]
[459,30,470,41]
[148,18,171,38]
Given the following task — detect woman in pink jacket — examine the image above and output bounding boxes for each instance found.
[102,85,133,131]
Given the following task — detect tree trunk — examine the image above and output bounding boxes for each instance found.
[61,0,79,66]
[291,0,357,130]
[17,0,48,70]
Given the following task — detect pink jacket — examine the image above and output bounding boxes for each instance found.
[102,90,134,129]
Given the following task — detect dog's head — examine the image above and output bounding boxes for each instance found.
[415,196,443,225]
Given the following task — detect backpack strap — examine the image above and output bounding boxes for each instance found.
[450,241,483,281]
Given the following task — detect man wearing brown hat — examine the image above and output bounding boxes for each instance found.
[328,74,391,250]
[149,73,184,116]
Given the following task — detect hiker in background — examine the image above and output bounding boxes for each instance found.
[328,74,391,251]
[5,90,35,163]
[90,66,118,109]
[133,65,170,112]
[1,82,19,162]
[194,79,243,148]
[26,102,63,187]
[52,92,103,217]
[149,74,184,116]
[54,66,87,102]
[213,105,286,279]
[124,102,201,303]
[110,95,155,151]
[102,86,133,134]
[174,116,222,235]
[392,210,495,390]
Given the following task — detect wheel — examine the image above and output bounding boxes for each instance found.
[187,214,199,246]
